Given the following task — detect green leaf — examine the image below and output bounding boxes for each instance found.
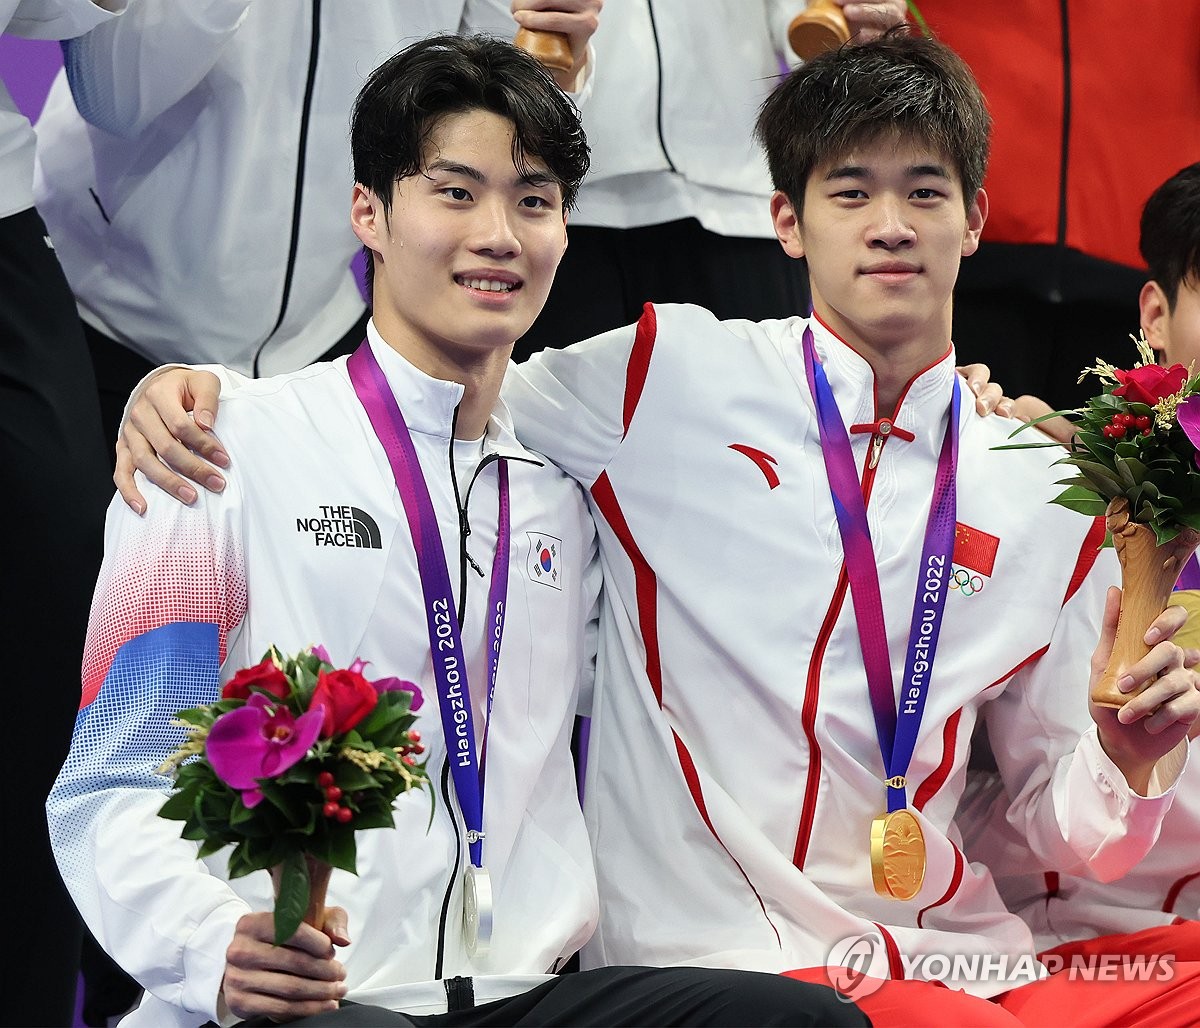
[273,851,309,945]
[158,789,196,822]
[1052,486,1109,516]
[197,837,227,859]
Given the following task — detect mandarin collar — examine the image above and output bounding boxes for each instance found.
[796,316,967,452]
[363,320,538,465]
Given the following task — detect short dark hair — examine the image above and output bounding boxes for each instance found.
[755,30,990,213]
[351,34,590,295]
[1140,163,1200,308]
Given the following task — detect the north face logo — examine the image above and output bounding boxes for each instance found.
[296,505,382,548]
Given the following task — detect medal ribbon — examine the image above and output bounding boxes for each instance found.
[348,343,509,867]
[802,328,959,813]
[1176,554,1200,591]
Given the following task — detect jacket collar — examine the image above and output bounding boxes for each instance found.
[798,315,966,452]
[363,320,539,465]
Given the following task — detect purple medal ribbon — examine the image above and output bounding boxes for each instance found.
[348,343,509,867]
[802,328,959,814]
[1176,554,1200,591]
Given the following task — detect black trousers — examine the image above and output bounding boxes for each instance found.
[0,206,112,1026]
[512,219,810,363]
[236,966,870,1027]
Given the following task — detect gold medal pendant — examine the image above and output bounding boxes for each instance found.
[870,809,926,900]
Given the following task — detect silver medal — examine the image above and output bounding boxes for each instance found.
[463,864,493,957]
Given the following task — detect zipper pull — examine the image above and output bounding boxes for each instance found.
[868,419,893,469]
[869,433,885,469]
[465,551,484,577]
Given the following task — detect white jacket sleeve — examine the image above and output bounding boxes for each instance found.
[6,0,124,40]
[502,318,644,487]
[983,547,1188,882]
[57,0,252,136]
[47,477,252,1022]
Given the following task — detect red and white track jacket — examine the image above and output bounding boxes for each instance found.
[504,302,1189,997]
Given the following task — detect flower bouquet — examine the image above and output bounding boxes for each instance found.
[157,645,431,944]
[1005,335,1200,705]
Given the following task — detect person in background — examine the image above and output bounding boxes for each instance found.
[1,3,121,1024]
[958,162,1199,969]
[913,1,1200,413]
[512,0,908,362]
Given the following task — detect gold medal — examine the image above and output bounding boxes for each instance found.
[870,809,926,901]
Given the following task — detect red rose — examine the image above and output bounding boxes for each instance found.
[222,658,290,701]
[1113,363,1188,407]
[311,668,378,738]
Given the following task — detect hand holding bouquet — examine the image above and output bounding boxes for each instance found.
[158,645,430,943]
[1006,335,1200,704]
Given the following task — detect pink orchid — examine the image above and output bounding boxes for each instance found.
[1178,396,1200,458]
[345,655,424,711]
[310,644,332,664]
[206,694,324,808]
[372,676,424,710]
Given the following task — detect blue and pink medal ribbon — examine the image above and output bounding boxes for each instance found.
[802,328,959,813]
[348,343,509,868]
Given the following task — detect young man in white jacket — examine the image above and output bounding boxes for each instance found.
[49,33,864,1028]
[112,32,1200,1027]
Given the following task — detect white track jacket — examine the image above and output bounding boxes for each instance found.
[504,303,1189,998]
[49,325,600,1027]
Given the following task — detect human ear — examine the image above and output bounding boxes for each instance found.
[350,184,384,250]
[771,191,805,259]
[1140,280,1171,357]
[961,188,988,257]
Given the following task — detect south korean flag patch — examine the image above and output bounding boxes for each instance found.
[526,532,563,590]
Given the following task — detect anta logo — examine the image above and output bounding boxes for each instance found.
[296,505,382,548]
[729,444,780,489]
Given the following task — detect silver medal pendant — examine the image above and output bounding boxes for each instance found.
[463,864,493,958]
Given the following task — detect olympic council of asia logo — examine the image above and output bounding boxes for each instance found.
[825,933,1176,1003]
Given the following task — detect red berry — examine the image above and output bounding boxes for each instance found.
[1136,416,1152,430]
[1115,412,1135,427]
[402,754,416,766]
[1107,423,1127,438]
[409,731,421,743]
[335,807,352,823]
[414,743,426,754]
[323,801,339,818]
[317,771,335,788]
[325,786,343,802]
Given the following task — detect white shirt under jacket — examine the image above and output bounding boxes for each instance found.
[29,0,540,375]
[570,0,795,238]
[502,302,1190,998]
[48,323,601,1028]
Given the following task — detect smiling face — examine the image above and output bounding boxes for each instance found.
[772,134,986,372]
[351,108,568,378]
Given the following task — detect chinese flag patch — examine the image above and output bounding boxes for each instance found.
[954,523,1000,577]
